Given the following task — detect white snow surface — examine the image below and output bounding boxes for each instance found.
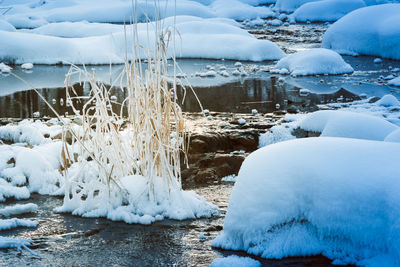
[274,0,321,13]
[388,77,400,87]
[210,255,261,267]
[0,218,38,231]
[0,16,285,64]
[322,4,400,59]
[0,203,38,217]
[385,128,400,143]
[292,0,365,22]
[0,19,16,32]
[213,137,400,266]
[275,48,353,76]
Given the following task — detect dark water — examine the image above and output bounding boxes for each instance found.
[0,185,342,267]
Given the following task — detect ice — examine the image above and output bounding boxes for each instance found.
[275,48,353,76]
[213,137,400,266]
[210,255,261,267]
[292,0,365,22]
[322,4,400,59]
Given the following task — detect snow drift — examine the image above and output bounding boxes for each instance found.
[274,48,353,76]
[213,137,400,266]
[322,4,400,59]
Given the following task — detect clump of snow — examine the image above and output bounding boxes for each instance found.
[0,236,37,256]
[0,63,12,73]
[21,63,34,70]
[376,94,400,107]
[238,118,246,125]
[0,218,38,231]
[275,48,353,76]
[322,4,400,59]
[0,203,38,217]
[210,255,261,267]
[0,17,285,64]
[211,0,275,20]
[374,58,383,64]
[267,19,283,26]
[213,137,400,266]
[292,0,365,22]
[221,175,237,182]
[56,173,219,224]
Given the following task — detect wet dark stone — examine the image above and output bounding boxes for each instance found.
[369,96,380,103]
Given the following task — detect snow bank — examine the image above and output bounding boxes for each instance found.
[274,48,353,76]
[298,110,398,140]
[213,137,400,266]
[292,0,365,22]
[0,203,38,217]
[211,0,274,20]
[0,17,285,64]
[0,19,16,32]
[322,4,400,59]
[210,255,261,267]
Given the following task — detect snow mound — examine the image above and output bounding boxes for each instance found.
[275,48,353,76]
[213,137,400,266]
[0,203,38,217]
[0,19,16,32]
[0,218,38,231]
[322,4,400,59]
[0,17,285,64]
[274,0,321,13]
[56,172,219,224]
[388,77,400,87]
[376,94,400,107]
[211,0,274,20]
[298,110,398,140]
[292,0,365,22]
[210,255,261,267]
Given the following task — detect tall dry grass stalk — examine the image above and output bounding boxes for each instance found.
[61,1,190,206]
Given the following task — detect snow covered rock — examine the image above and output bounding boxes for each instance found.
[292,0,365,22]
[213,137,400,266]
[211,0,275,20]
[388,77,400,87]
[0,17,285,64]
[375,94,400,107]
[322,4,400,59]
[275,48,353,76]
[297,110,398,140]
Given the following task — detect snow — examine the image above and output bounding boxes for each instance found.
[213,137,400,266]
[292,0,365,22]
[375,94,400,107]
[0,218,38,231]
[275,48,353,76]
[385,129,400,143]
[56,173,219,224]
[0,203,38,217]
[210,255,261,267]
[0,236,37,256]
[0,63,12,73]
[21,63,33,70]
[210,0,275,20]
[274,0,321,13]
[298,110,398,140]
[322,4,400,60]
[0,17,285,64]
[0,19,16,32]
[388,77,400,87]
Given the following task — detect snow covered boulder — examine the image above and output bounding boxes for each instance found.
[211,0,275,20]
[388,77,400,87]
[297,110,398,140]
[322,4,400,59]
[375,94,400,107]
[213,137,400,266]
[292,0,365,22]
[275,48,353,76]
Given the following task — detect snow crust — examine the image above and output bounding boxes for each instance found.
[0,16,285,64]
[213,137,400,266]
[210,255,261,267]
[292,0,365,22]
[322,4,400,59]
[275,48,353,76]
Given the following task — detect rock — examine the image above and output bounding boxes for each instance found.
[368,96,380,103]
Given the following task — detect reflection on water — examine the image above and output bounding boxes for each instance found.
[0,77,360,118]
